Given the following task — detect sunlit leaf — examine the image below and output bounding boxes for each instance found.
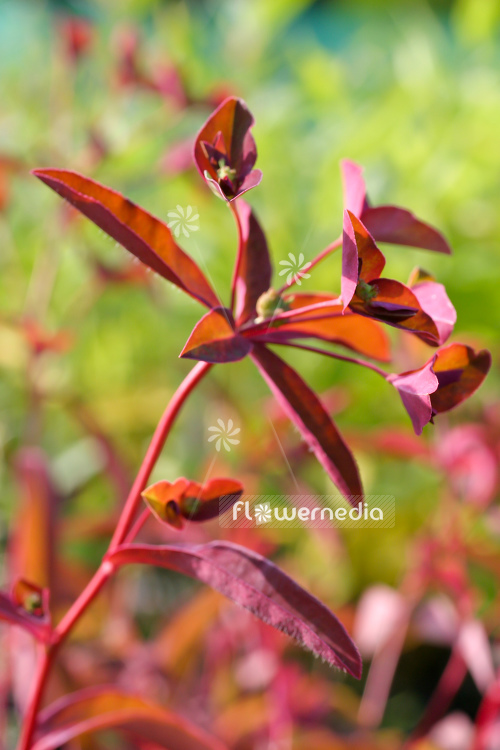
[180,307,252,363]
[194,97,262,201]
[32,169,218,308]
[142,477,243,528]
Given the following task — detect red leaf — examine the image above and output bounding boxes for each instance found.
[342,210,386,309]
[107,541,362,677]
[389,344,491,433]
[193,97,262,201]
[180,307,252,363]
[233,201,272,325]
[362,205,452,255]
[349,278,440,345]
[340,160,451,254]
[254,313,391,362]
[251,344,362,502]
[142,477,243,528]
[34,687,226,750]
[387,358,439,435]
[32,169,218,308]
[431,344,491,415]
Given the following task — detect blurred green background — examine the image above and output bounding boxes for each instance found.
[1,0,498,579]
[0,3,498,732]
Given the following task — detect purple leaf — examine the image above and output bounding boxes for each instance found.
[362,206,452,255]
[340,160,452,254]
[194,98,262,201]
[107,541,362,677]
[233,201,272,325]
[251,344,363,503]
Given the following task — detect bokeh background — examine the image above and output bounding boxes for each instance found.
[0,0,499,746]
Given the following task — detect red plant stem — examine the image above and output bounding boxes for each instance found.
[229,200,243,314]
[277,235,342,294]
[265,339,388,378]
[17,360,212,750]
[17,648,50,750]
[109,361,212,551]
[240,301,343,337]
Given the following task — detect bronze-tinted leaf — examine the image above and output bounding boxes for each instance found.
[251,344,362,502]
[142,477,243,528]
[431,344,491,414]
[32,169,218,308]
[180,307,252,363]
[342,210,385,309]
[194,97,262,201]
[349,278,440,345]
[254,313,391,362]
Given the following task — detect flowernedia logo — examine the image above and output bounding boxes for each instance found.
[219,495,395,529]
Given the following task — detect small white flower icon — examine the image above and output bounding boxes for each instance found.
[207,419,241,452]
[254,503,272,524]
[278,253,311,286]
[167,205,200,238]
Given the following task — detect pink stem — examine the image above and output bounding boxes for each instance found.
[109,361,212,551]
[17,360,212,750]
[264,339,388,378]
[17,649,50,750]
[229,200,243,314]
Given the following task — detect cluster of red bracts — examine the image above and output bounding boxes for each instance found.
[32,96,490,507]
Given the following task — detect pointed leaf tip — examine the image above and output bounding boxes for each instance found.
[181,307,252,363]
[32,168,218,308]
[251,344,363,503]
[108,541,362,677]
